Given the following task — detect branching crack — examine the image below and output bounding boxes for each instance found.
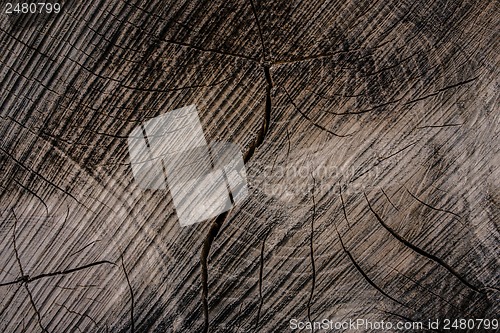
[333,222,408,308]
[282,86,352,137]
[56,302,98,327]
[12,209,49,332]
[364,193,482,293]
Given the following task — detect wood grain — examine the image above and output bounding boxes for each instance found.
[0,1,498,332]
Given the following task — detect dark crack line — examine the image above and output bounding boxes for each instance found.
[24,283,49,333]
[121,256,135,333]
[69,240,101,257]
[405,188,463,221]
[200,57,274,333]
[381,188,399,211]
[0,262,116,286]
[199,9,274,329]
[333,223,408,308]
[161,38,259,62]
[364,193,482,293]
[248,0,268,60]
[11,211,47,331]
[416,123,462,130]
[243,65,272,162]
[201,211,229,333]
[307,175,317,324]
[282,86,352,137]
[12,179,49,218]
[378,141,418,162]
[28,261,116,283]
[0,147,95,214]
[56,302,98,327]
[405,76,478,104]
[255,232,268,330]
[339,185,351,229]
[119,73,236,93]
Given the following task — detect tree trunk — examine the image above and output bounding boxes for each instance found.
[0,0,498,332]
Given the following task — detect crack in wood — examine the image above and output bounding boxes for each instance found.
[121,256,135,333]
[364,193,482,294]
[333,221,409,309]
[255,232,268,330]
[307,175,317,324]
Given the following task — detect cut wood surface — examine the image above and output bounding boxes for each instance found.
[0,1,498,332]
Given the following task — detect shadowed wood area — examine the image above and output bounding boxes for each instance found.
[0,0,499,332]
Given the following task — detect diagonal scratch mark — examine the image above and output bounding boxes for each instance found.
[378,142,418,162]
[273,39,394,65]
[364,193,482,293]
[11,209,25,277]
[405,76,478,104]
[386,264,462,314]
[416,123,462,130]
[119,74,236,93]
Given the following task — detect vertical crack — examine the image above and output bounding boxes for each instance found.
[121,256,135,333]
[307,175,317,325]
[12,209,49,332]
[24,283,48,333]
[255,232,268,329]
[248,0,268,60]
[200,211,229,333]
[200,4,275,332]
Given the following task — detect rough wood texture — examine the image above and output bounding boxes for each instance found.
[0,1,498,332]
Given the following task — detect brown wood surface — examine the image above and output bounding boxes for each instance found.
[0,1,498,332]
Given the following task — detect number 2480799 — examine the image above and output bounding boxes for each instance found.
[5,3,61,14]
